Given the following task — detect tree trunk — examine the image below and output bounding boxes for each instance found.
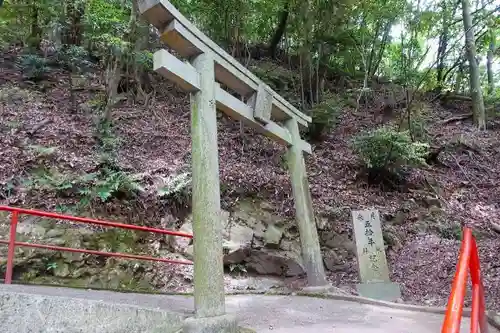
[370,20,393,78]
[461,0,486,129]
[486,29,495,95]
[269,0,290,59]
[62,1,85,46]
[454,63,464,94]
[29,1,41,49]
[366,20,382,79]
[436,8,449,90]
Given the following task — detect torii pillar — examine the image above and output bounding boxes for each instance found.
[138,1,329,332]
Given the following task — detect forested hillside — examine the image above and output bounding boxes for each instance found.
[0,0,499,310]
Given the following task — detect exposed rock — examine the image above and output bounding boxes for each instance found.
[16,221,46,238]
[323,249,344,271]
[45,228,65,238]
[264,225,283,248]
[259,201,274,212]
[279,239,301,253]
[316,217,329,230]
[183,245,194,260]
[174,221,193,252]
[424,196,441,208]
[383,226,403,251]
[52,238,66,246]
[223,224,254,264]
[245,249,304,277]
[320,231,355,254]
[61,251,85,264]
[53,262,70,277]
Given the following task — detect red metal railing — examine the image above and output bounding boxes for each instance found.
[442,227,488,333]
[0,205,193,284]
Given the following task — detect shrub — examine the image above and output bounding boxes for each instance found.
[57,45,93,72]
[353,126,429,176]
[17,54,49,80]
[307,93,343,141]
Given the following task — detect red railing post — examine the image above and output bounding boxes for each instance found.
[442,228,472,333]
[469,238,489,333]
[442,227,489,333]
[5,211,19,284]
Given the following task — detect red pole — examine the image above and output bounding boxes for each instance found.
[5,212,18,284]
[469,237,489,333]
[441,227,472,333]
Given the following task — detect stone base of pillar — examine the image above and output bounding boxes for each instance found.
[183,314,239,333]
[300,284,336,294]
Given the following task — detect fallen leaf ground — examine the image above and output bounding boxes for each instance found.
[0,50,499,310]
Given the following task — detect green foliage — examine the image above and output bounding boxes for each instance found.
[353,126,429,174]
[307,94,343,141]
[17,54,49,80]
[133,50,153,71]
[89,168,144,203]
[25,168,95,196]
[25,166,142,209]
[46,262,58,272]
[157,172,191,207]
[58,45,93,72]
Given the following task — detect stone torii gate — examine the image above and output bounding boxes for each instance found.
[138,0,329,331]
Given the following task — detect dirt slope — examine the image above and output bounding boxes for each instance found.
[0,50,499,310]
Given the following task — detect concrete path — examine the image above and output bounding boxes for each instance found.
[0,284,497,333]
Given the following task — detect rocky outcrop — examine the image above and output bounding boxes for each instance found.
[0,214,173,291]
[0,198,365,289]
[174,199,358,278]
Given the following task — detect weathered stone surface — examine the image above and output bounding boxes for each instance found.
[17,222,46,238]
[45,229,65,238]
[0,222,158,292]
[263,225,283,248]
[322,249,343,271]
[320,231,355,254]
[284,124,328,285]
[355,282,401,301]
[223,224,254,264]
[53,263,70,278]
[190,52,225,318]
[0,288,186,333]
[245,249,304,277]
[175,221,193,252]
[183,314,238,333]
[228,276,285,291]
[352,209,401,301]
[315,217,329,230]
[352,209,391,283]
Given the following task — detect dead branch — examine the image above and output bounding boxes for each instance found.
[491,221,500,234]
[449,153,478,189]
[441,94,473,102]
[27,119,52,136]
[441,113,473,124]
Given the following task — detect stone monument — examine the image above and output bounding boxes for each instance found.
[352,209,401,301]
